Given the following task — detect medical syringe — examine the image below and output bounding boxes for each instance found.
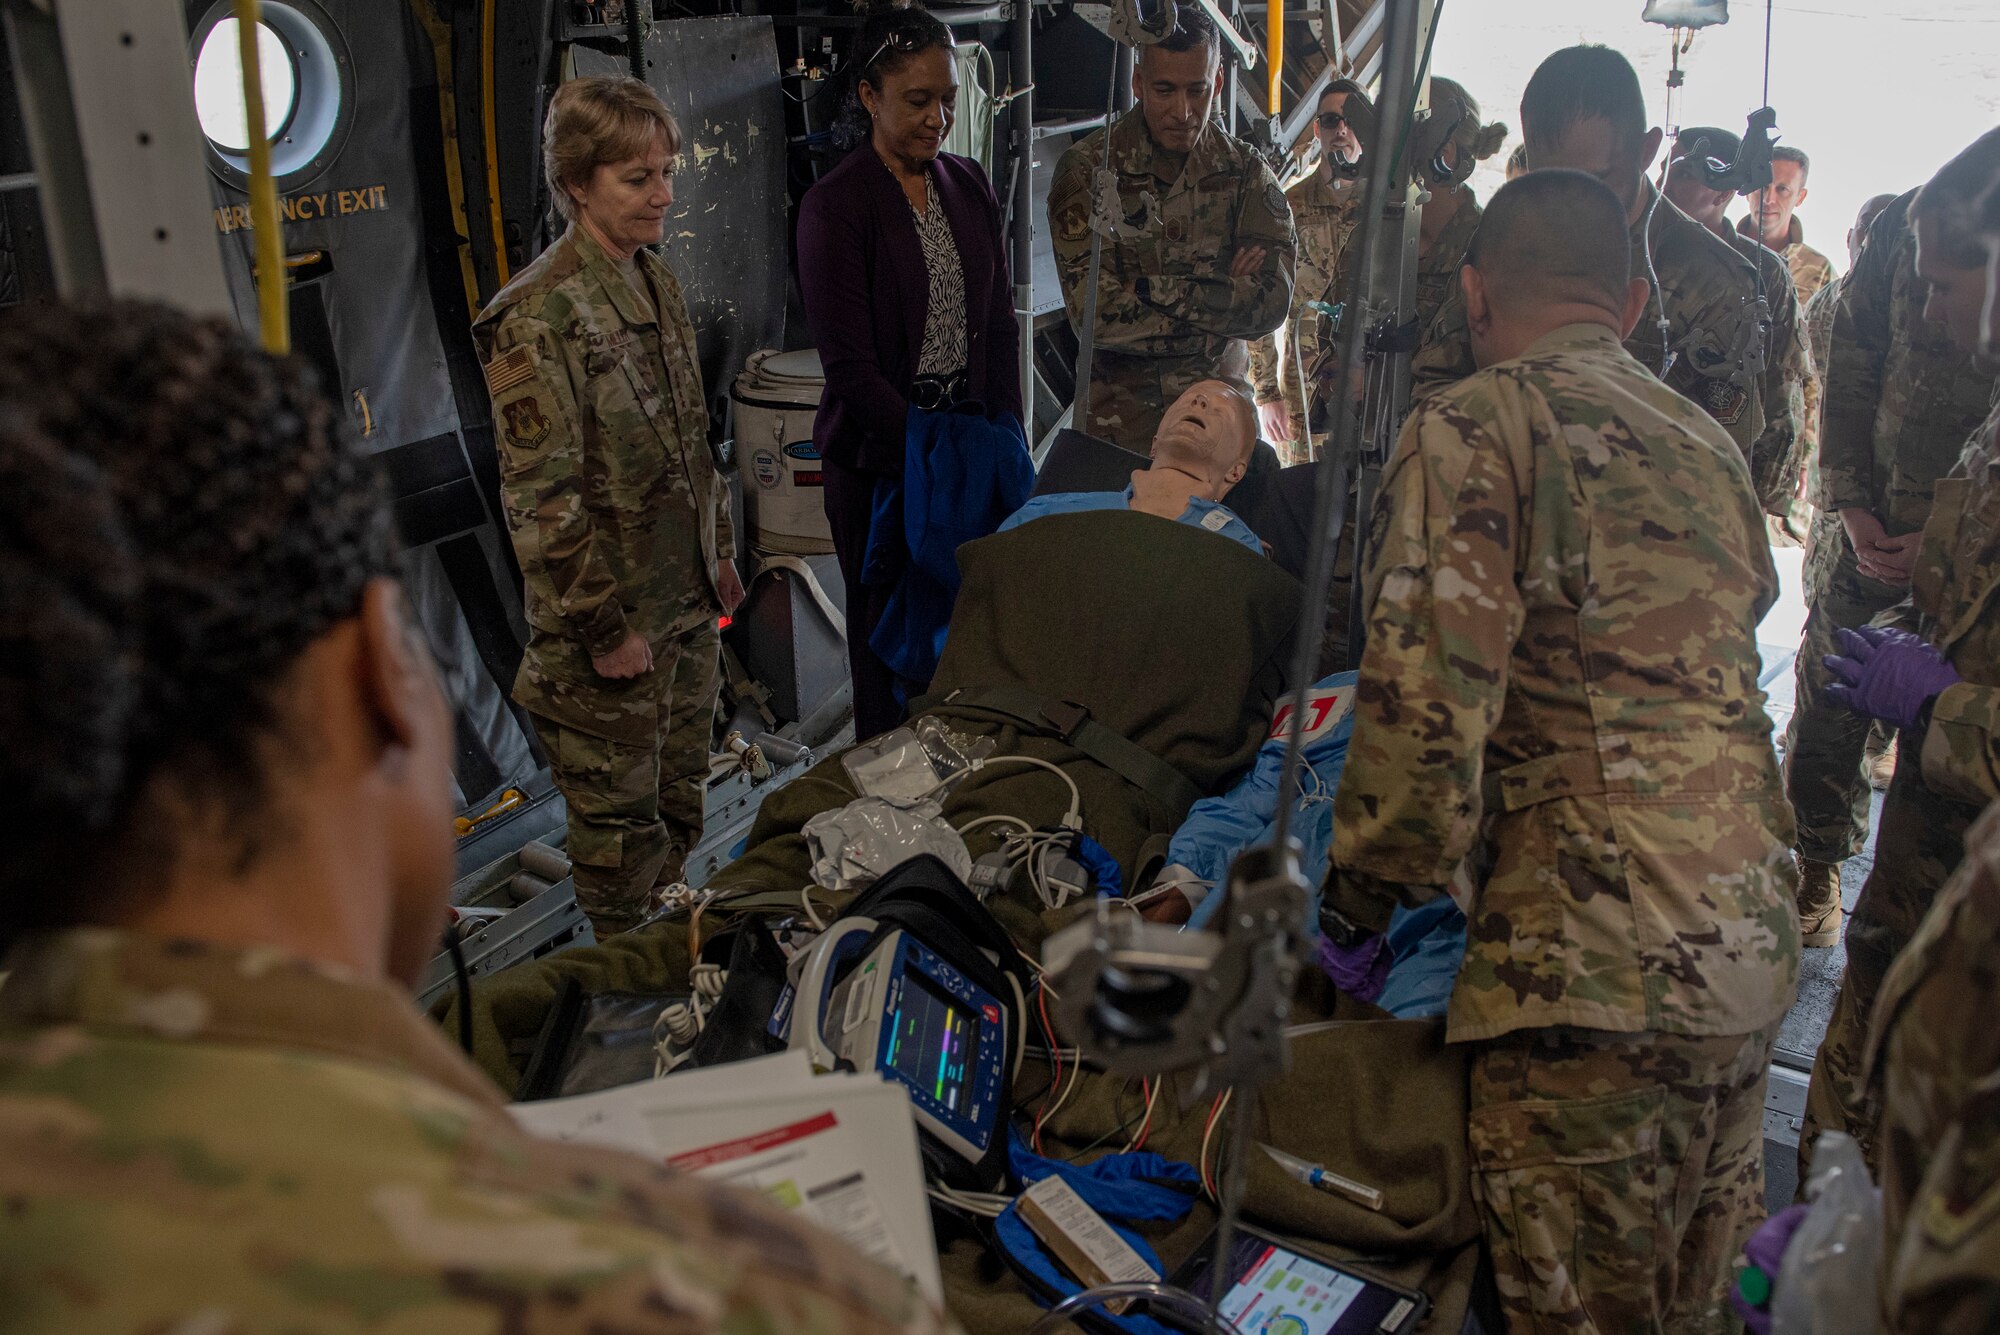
[1261,1144,1384,1212]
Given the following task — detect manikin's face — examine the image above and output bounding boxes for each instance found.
[861,47,958,168]
[1915,214,1987,355]
[1752,159,1808,239]
[1134,43,1221,156]
[1316,90,1360,164]
[1151,380,1253,491]
[570,131,675,259]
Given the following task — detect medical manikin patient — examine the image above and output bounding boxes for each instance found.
[1000,380,1265,552]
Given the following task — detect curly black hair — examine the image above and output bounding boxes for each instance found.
[830,2,955,152]
[0,301,398,943]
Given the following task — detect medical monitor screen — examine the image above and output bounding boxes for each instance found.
[885,972,976,1114]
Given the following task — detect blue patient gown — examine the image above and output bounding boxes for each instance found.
[999,487,1264,554]
[1170,673,1467,1019]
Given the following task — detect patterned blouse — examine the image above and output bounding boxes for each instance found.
[911,173,968,377]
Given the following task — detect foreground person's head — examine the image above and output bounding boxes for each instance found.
[1461,170,1652,369]
[1520,45,1661,222]
[1911,128,2000,356]
[1149,379,1259,497]
[0,302,456,985]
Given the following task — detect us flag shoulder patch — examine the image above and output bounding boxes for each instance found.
[482,344,535,399]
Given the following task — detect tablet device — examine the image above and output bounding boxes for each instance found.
[1169,1223,1428,1335]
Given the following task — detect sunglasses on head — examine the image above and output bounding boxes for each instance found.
[1316,111,1347,130]
[863,27,956,73]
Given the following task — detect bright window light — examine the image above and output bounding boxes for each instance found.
[192,18,297,154]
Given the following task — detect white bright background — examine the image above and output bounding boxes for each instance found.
[1428,0,2000,281]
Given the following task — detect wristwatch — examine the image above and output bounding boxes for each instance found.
[1317,901,1371,949]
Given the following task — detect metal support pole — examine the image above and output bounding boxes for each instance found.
[2,0,232,314]
[1345,0,1437,660]
[1011,0,1035,420]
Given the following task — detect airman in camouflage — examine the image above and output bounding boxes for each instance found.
[1743,214,1834,307]
[1869,800,2000,1333]
[475,220,733,938]
[1798,131,2000,1186]
[1781,190,1997,951]
[1819,150,2000,1335]
[1048,8,1295,454]
[1248,84,1366,459]
[1737,142,1835,305]
[1411,186,1797,505]
[1247,173,1360,457]
[1775,269,1843,542]
[1329,171,1798,1332]
[1414,51,1802,517]
[0,930,954,1335]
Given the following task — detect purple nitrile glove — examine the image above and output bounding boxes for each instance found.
[1729,1203,1809,1333]
[1316,931,1390,1004]
[1824,625,1961,732]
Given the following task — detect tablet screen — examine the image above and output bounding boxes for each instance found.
[1178,1232,1422,1335]
[1219,1243,1363,1335]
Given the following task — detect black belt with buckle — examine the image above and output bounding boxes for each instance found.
[908,370,968,413]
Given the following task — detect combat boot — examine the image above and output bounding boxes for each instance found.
[1796,857,1844,948]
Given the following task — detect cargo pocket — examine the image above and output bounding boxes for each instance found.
[1468,1083,1665,1334]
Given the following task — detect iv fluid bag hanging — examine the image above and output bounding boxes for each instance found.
[1642,0,1729,28]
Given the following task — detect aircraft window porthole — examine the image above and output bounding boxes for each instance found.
[192,18,298,153]
[190,0,353,192]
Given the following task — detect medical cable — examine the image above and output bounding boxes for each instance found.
[959,754,1083,828]
[1027,1283,1246,1335]
[957,813,1035,842]
[1640,180,1673,378]
[928,1183,1016,1218]
[653,963,729,1076]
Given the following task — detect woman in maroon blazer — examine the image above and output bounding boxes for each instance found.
[796,4,1022,741]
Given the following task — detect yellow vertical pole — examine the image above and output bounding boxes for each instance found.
[1267,0,1284,117]
[481,0,511,286]
[233,0,288,353]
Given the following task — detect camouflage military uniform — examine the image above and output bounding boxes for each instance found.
[1329,323,1800,1332]
[1782,193,1996,885]
[1725,228,1815,543]
[0,929,953,1335]
[1874,800,2000,1334]
[1867,800,2000,1332]
[1049,108,1296,452]
[1248,171,1361,460]
[1803,398,2000,1180]
[1738,214,1834,305]
[474,226,731,936]
[1775,273,1845,542]
[1315,191,1485,674]
[1411,185,1802,513]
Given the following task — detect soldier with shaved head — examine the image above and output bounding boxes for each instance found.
[1329,169,1799,1333]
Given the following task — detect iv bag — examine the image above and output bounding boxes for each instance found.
[1642,0,1729,27]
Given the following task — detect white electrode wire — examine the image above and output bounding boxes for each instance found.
[956,813,1034,841]
[961,755,1082,827]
